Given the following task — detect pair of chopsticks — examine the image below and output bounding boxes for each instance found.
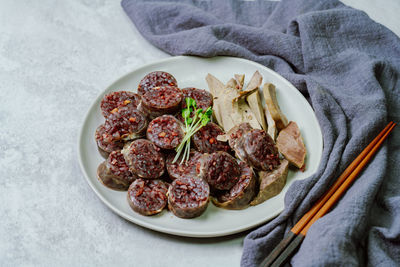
[261,121,397,267]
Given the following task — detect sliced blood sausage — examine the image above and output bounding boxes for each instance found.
[197,151,240,190]
[122,139,165,179]
[243,129,280,171]
[127,179,168,216]
[146,115,184,150]
[166,150,202,180]
[227,122,253,149]
[100,91,141,117]
[193,122,230,154]
[137,71,178,96]
[212,162,256,210]
[140,86,183,119]
[97,150,137,191]
[95,124,123,158]
[225,122,253,162]
[168,177,210,219]
[181,88,213,111]
[104,107,147,141]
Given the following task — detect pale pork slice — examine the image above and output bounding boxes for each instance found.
[243,71,263,92]
[246,90,268,131]
[276,121,306,169]
[224,77,261,131]
[232,98,261,130]
[264,106,277,140]
[206,73,262,132]
[234,71,262,101]
[222,82,240,132]
[206,74,225,127]
[263,83,288,131]
[226,78,237,89]
[234,74,245,90]
[250,159,289,206]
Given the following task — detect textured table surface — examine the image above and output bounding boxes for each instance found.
[1,1,399,266]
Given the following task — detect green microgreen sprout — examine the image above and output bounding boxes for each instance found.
[173,98,213,164]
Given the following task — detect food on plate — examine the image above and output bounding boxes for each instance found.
[263,83,288,131]
[122,139,165,179]
[93,69,308,218]
[172,98,212,164]
[140,86,183,119]
[264,106,277,141]
[137,71,177,95]
[181,87,213,111]
[233,70,262,100]
[205,74,225,127]
[166,150,202,180]
[207,73,261,132]
[193,122,230,154]
[167,177,210,219]
[212,162,256,210]
[251,159,289,205]
[146,115,184,150]
[234,74,245,90]
[97,150,137,191]
[127,179,168,216]
[221,124,279,171]
[223,122,253,149]
[197,151,240,190]
[100,91,141,117]
[104,107,148,141]
[276,121,307,169]
[95,124,124,158]
[243,129,280,171]
[218,122,252,162]
[231,95,261,131]
[246,90,268,131]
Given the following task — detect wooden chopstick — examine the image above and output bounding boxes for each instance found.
[261,121,396,267]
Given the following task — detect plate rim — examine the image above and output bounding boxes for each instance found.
[78,55,323,238]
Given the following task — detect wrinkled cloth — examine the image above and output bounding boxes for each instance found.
[121,0,400,266]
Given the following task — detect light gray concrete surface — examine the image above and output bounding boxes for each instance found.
[0,1,398,266]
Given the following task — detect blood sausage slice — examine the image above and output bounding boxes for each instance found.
[181,87,213,111]
[146,115,184,150]
[104,107,148,141]
[97,150,137,191]
[100,91,141,117]
[122,139,165,179]
[127,179,168,216]
[243,129,280,171]
[193,122,230,154]
[140,86,183,119]
[212,162,256,210]
[166,150,202,180]
[168,177,210,219]
[137,71,177,95]
[95,124,123,158]
[197,152,240,190]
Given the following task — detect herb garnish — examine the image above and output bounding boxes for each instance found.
[173,97,213,164]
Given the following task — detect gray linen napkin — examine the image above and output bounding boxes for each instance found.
[121,0,400,266]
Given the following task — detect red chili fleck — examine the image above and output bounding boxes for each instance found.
[136,187,144,197]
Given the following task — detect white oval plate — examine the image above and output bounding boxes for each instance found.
[78,56,323,238]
